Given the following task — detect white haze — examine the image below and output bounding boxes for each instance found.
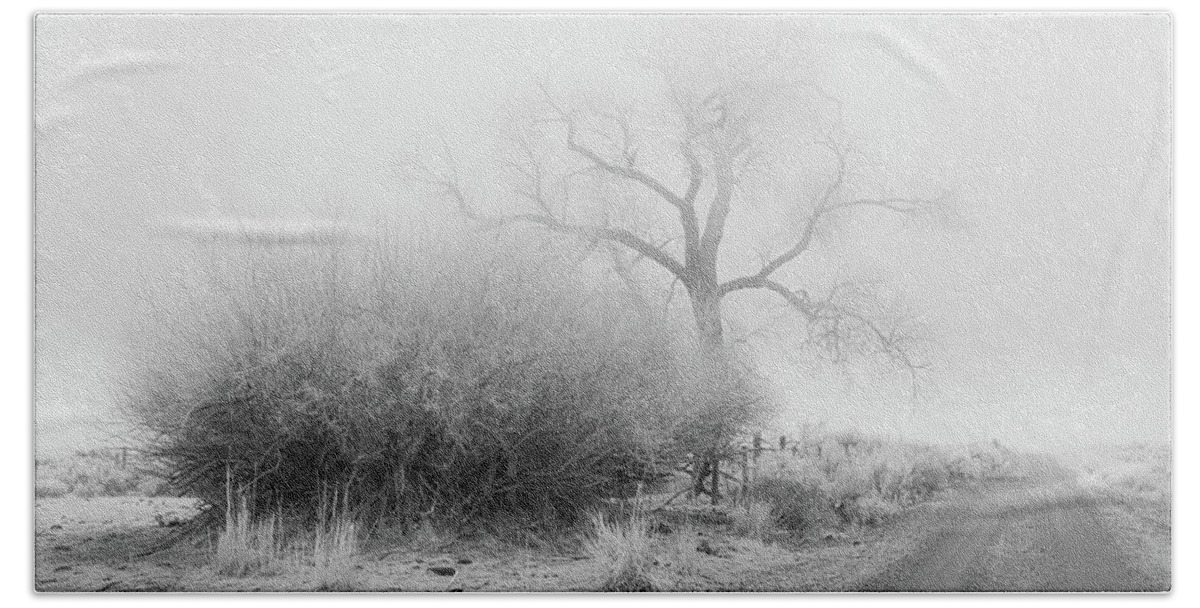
[34,14,1170,455]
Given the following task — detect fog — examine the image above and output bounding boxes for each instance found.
[34,14,1170,455]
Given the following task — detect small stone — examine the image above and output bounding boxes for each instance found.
[428,566,457,577]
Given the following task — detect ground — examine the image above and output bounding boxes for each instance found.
[33,453,1169,593]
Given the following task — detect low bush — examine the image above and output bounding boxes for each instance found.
[34,450,169,499]
[736,432,1021,535]
[746,475,837,536]
[841,494,900,527]
[906,453,952,501]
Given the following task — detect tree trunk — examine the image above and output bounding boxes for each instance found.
[688,286,725,352]
[686,281,728,502]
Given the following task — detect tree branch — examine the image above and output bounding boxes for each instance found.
[500,214,686,280]
[733,279,926,398]
[541,87,690,212]
[719,140,940,297]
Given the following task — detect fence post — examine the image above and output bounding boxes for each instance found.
[688,453,699,501]
[752,433,763,484]
[740,448,750,504]
[710,456,720,506]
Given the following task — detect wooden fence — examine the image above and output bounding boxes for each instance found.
[658,432,818,509]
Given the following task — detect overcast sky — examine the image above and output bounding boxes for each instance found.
[34,14,1171,454]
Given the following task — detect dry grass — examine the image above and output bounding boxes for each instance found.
[214,500,283,577]
[739,435,1018,534]
[306,516,360,591]
[35,450,168,499]
[583,511,659,592]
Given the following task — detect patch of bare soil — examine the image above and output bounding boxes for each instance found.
[35,497,207,592]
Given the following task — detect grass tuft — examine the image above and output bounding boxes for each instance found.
[310,516,360,591]
[214,499,282,577]
[584,511,659,592]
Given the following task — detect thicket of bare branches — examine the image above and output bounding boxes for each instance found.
[127,235,763,530]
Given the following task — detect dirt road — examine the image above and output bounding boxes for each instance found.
[862,456,1165,592]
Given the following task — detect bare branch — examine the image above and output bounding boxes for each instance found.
[491,213,688,281]
[733,278,925,398]
[719,140,941,297]
[410,101,695,286]
[540,86,690,213]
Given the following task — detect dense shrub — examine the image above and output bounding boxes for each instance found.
[745,475,837,535]
[127,233,758,531]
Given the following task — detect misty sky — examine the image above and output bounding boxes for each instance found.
[34,14,1171,454]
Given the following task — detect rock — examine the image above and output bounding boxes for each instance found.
[428,566,457,577]
[456,557,473,565]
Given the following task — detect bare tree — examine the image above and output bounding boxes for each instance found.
[401,56,946,503]
[409,70,939,371]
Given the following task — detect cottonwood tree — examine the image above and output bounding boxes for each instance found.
[407,60,942,501]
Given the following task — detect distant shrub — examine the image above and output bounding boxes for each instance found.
[746,475,836,535]
[742,431,1026,533]
[841,494,900,527]
[34,450,169,499]
[34,478,69,499]
[729,500,774,539]
[906,454,951,500]
[829,461,875,506]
